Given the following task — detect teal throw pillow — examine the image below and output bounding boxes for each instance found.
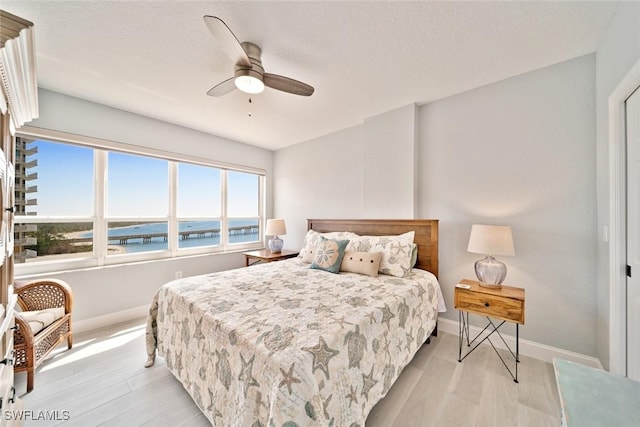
[310,237,350,274]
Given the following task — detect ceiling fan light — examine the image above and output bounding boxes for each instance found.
[235,75,264,94]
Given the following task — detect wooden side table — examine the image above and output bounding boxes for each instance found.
[454,278,525,382]
[243,249,299,266]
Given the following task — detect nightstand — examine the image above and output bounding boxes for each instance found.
[454,278,525,382]
[243,249,299,266]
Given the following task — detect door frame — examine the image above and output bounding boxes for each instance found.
[609,57,640,376]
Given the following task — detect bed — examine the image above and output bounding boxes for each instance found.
[145,219,443,426]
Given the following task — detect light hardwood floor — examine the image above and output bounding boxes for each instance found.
[14,319,561,426]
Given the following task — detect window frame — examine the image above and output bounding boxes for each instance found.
[14,127,265,275]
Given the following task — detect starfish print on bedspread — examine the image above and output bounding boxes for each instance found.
[335,315,353,329]
[366,311,377,324]
[346,384,358,407]
[193,316,205,342]
[405,327,415,352]
[382,333,391,358]
[238,353,260,397]
[279,363,301,395]
[322,394,333,421]
[164,297,175,317]
[413,284,426,299]
[377,304,395,329]
[302,336,339,380]
[361,365,378,400]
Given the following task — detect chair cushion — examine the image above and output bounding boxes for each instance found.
[19,307,65,335]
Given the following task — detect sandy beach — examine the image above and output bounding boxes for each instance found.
[61,230,127,255]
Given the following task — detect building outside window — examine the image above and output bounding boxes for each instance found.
[14,137,38,262]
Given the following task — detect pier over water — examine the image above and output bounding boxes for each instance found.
[67,225,259,245]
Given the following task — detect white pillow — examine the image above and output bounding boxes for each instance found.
[347,231,415,277]
[299,230,359,263]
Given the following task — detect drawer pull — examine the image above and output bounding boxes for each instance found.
[484,302,490,307]
[0,357,13,366]
[9,386,15,404]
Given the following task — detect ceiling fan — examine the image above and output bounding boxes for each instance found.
[203,16,314,97]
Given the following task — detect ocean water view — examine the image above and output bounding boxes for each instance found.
[84,219,259,253]
[15,138,264,264]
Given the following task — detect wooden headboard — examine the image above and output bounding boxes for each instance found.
[307,219,439,278]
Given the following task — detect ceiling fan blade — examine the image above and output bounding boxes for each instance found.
[207,77,237,97]
[203,15,251,67]
[263,73,314,96]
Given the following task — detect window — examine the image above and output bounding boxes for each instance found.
[14,138,94,263]
[227,171,260,245]
[14,133,265,273]
[177,162,221,250]
[106,152,169,255]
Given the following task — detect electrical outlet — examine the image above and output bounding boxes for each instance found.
[175,271,183,279]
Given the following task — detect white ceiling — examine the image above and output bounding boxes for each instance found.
[2,1,618,151]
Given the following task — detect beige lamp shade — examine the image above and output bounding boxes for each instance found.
[265,219,287,236]
[467,224,515,256]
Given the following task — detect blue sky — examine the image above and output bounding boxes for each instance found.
[30,140,259,218]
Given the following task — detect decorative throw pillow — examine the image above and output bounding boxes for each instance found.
[340,251,382,277]
[301,246,317,263]
[347,231,415,277]
[299,230,358,263]
[310,237,350,274]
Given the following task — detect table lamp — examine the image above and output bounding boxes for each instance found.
[467,224,515,287]
[265,219,286,253]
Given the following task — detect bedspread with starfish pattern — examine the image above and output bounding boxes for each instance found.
[145,258,440,426]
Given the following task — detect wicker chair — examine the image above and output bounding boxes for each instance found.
[13,279,73,392]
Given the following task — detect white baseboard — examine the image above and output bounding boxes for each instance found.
[73,304,149,334]
[437,318,603,369]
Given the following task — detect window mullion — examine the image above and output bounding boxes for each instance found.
[221,169,228,249]
[259,175,266,245]
[168,161,177,256]
[94,149,107,265]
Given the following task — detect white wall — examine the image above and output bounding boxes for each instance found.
[34,89,272,170]
[595,2,640,370]
[275,54,598,356]
[419,55,596,355]
[363,104,418,218]
[274,124,364,251]
[274,103,421,251]
[19,89,274,322]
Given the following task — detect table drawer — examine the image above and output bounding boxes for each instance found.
[455,289,524,323]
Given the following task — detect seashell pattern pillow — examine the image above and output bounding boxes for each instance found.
[309,237,350,274]
[346,231,415,277]
[299,230,358,263]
